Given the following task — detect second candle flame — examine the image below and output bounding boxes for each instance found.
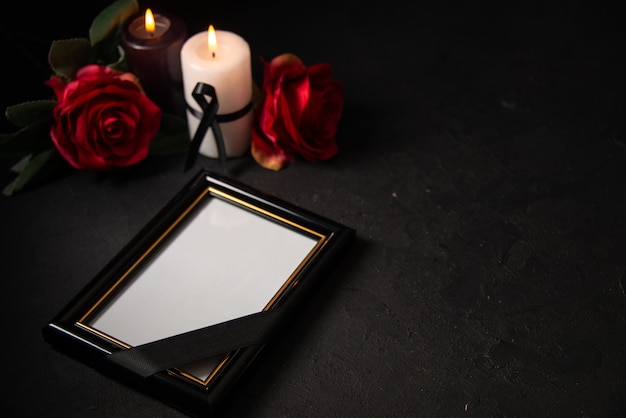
[208,25,217,58]
[144,9,156,34]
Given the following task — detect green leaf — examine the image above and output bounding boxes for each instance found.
[90,0,139,45]
[149,113,190,156]
[49,38,93,80]
[0,119,54,158]
[5,100,56,128]
[2,149,68,196]
[93,43,127,72]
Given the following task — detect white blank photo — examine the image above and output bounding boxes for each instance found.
[89,197,319,347]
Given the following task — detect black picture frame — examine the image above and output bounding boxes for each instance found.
[42,170,356,417]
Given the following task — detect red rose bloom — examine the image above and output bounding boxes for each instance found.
[45,64,162,170]
[251,53,343,171]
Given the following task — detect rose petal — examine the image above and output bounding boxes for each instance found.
[251,139,294,171]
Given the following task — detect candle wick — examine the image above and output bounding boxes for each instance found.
[212,52,216,58]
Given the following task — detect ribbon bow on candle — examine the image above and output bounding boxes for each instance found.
[184,83,253,172]
[185,82,226,172]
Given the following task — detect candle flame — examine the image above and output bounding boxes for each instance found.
[208,25,217,57]
[145,9,155,34]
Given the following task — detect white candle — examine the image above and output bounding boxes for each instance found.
[180,27,253,158]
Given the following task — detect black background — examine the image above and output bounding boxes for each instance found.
[2,1,625,416]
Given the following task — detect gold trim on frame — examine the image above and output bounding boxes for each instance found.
[75,185,328,387]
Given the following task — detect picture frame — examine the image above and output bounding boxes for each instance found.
[42,170,356,416]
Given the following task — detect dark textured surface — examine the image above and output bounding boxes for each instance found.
[2,1,625,416]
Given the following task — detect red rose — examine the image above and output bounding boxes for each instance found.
[251,53,343,171]
[45,64,162,170]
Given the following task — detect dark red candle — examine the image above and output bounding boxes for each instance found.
[121,10,188,118]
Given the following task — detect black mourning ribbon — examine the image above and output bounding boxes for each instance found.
[185,82,225,173]
[184,82,253,173]
[108,308,287,378]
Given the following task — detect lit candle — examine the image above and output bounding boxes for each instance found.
[121,9,188,117]
[180,25,253,158]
